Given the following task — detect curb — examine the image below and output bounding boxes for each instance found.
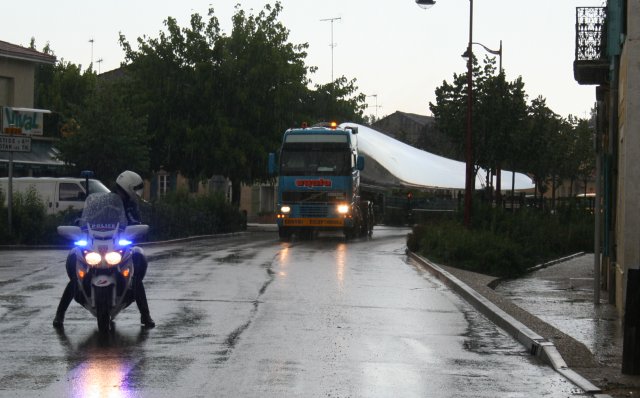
[407,250,608,397]
[526,252,586,273]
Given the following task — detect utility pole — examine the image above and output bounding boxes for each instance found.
[320,17,341,83]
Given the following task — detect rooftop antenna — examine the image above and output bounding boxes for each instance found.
[88,38,94,67]
[320,17,341,83]
[96,58,103,74]
[366,94,382,120]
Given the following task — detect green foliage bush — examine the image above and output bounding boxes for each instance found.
[0,189,245,245]
[3,188,47,244]
[141,190,245,241]
[407,204,594,278]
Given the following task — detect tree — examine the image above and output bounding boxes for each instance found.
[119,2,366,205]
[565,115,595,197]
[30,42,148,184]
[430,56,529,197]
[55,78,150,183]
[33,45,97,139]
[523,96,567,207]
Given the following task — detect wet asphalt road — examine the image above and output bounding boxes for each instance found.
[0,227,583,397]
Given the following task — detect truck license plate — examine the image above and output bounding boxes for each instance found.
[283,218,344,227]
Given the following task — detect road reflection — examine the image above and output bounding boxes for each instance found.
[278,244,291,277]
[55,328,149,397]
[336,243,346,287]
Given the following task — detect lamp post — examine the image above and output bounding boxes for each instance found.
[463,40,502,203]
[417,0,474,227]
[464,0,474,227]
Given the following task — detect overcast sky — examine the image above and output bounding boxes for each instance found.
[4,0,605,120]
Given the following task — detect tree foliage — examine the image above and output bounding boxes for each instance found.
[116,2,365,203]
[430,56,595,203]
[55,78,150,182]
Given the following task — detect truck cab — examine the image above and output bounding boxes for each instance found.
[270,123,373,240]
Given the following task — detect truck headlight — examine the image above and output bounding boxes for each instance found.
[337,204,350,214]
[281,205,291,214]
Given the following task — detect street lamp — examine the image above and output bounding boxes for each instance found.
[415,0,436,9]
[463,40,502,73]
[417,0,474,227]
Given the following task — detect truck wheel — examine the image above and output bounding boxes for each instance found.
[95,286,112,333]
[344,228,354,241]
[278,227,292,241]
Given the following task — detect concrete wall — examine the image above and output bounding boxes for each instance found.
[0,58,36,107]
[615,0,640,310]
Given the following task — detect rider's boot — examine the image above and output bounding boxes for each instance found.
[135,281,155,328]
[53,282,74,328]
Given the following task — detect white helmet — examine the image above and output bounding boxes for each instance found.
[116,170,144,200]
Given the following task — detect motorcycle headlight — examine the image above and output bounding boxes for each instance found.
[337,204,350,214]
[85,251,102,266]
[105,251,122,266]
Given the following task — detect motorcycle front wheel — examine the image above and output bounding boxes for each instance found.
[95,286,112,333]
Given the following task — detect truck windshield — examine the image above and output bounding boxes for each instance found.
[281,143,351,176]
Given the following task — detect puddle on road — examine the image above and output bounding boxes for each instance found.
[460,307,527,357]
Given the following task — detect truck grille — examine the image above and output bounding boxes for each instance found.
[282,191,345,203]
[300,205,328,218]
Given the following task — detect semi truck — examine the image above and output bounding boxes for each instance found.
[269,122,374,240]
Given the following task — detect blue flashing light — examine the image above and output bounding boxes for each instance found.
[118,239,133,246]
[74,240,88,247]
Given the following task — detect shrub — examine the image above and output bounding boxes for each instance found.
[1,189,245,245]
[143,190,245,241]
[408,204,594,278]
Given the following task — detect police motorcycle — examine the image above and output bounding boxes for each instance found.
[58,192,148,333]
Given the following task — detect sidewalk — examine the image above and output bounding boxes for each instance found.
[409,252,640,398]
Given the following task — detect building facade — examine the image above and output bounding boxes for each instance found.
[574,1,640,317]
[0,40,60,177]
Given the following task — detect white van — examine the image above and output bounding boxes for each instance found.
[0,177,110,215]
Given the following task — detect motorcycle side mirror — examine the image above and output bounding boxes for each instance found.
[57,226,84,241]
[123,224,149,240]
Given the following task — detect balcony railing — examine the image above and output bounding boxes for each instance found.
[574,7,608,85]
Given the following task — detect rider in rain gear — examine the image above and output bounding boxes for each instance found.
[52,171,155,329]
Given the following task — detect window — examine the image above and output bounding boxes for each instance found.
[59,183,84,201]
[0,77,14,106]
[158,174,168,196]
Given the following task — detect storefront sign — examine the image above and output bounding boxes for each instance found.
[0,134,31,152]
[2,107,50,136]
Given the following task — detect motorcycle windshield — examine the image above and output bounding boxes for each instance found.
[79,192,128,231]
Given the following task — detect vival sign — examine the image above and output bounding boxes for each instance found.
[2,107,50,136]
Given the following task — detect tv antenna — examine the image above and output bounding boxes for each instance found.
[366,94,382,120]
[88,38,94,66]
[320,17,341,83]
